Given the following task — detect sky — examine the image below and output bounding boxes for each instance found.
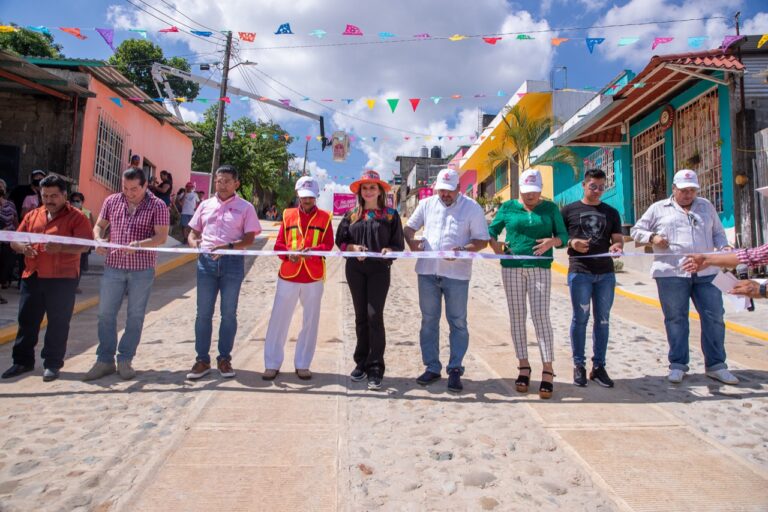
[3,0,767,210]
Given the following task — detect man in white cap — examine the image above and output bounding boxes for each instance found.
[631,169,737,385]
[262,175,334,381]
[404,168,489,393]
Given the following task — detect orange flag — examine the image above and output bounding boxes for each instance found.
[60,27,87,40]
[551,38,569,46]
[238,32,256,42]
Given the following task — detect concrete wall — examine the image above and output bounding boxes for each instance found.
[0,91,84,190]
[78,79,194,216]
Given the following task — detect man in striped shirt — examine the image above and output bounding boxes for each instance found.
[683,243,768,299]
[83,168,169,381]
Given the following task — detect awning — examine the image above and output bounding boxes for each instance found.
[0,50,94,101]
[567,50,744,146]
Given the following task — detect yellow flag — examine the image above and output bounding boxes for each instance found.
[449,34,466,42]
[366,98,376,110]
[758,34,768,49]
[0,26,16,33]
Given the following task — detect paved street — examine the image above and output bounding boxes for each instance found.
[0,238,766,511]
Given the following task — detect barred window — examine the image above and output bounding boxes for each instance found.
[494,162,509,191]
[94,111,127,192]
[583,147,615,189]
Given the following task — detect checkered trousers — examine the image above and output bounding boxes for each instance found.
[501,267,554,363]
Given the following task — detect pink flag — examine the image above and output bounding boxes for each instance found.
[159,26,179,33]
[652,37,674,50]
[342,24,363,36]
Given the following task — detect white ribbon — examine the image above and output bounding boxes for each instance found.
[0,231,724,261]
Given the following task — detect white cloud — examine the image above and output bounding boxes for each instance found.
[107,0,555,176]
[587,0,767,67]
[742,12,768,35]
[177,105,203,123]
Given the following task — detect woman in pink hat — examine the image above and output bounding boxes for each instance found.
[335,170,404,390]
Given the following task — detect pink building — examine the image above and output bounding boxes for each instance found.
[0,52,199,216]
[447,146,475,197]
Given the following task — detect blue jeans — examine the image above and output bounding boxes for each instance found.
[568,272,616,367]
[655,274,727,372]
[97,267,155,363]
[194,254,245,363]
[418,274,469,375]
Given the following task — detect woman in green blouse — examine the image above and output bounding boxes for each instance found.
[488,169,567,399]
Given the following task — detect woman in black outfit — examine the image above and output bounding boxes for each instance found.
[335,170,404,390]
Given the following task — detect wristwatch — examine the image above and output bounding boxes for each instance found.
[228,242,235,249]
[761,282,767,299]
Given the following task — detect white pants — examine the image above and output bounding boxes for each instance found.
[263,278,324,370]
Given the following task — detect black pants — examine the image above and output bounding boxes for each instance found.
[12,274,78,370]
[0,243,14,285]
[345,259,391,376]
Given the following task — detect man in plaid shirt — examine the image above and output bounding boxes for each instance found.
[84,168,169,381]
[683,242,768,299]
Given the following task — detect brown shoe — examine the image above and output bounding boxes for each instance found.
[262,369,279,380]
[186,361,211,380]
[217,359,235,378]
[295,369,312,380]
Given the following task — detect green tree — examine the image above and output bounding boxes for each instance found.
[0,25,62,57]
[485,104,579,197]
[107,39,199,100]
[190,106,296,208]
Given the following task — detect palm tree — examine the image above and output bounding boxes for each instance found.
[485,104,580,192]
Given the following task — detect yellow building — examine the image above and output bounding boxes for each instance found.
[459,80,593,203]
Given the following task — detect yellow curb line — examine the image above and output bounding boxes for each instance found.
[551,261,768,342]
[0,253,198,346]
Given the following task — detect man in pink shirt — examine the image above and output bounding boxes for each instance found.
[186,165,262,379]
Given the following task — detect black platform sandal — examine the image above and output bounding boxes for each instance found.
[539,371,556,399]
[515,366,532,393]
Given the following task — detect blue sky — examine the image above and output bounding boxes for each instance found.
[3,0,767,207]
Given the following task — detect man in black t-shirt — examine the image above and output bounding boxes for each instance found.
[561,168,624,389]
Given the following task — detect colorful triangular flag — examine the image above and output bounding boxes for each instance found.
[551,37,569,46]
[378,32,396,39]
[386,98,399,113]
[449,34,466,41]
[652,37,674,50]
[497,90,506,97]
[516,34,533,40]
[482,37,502,45]
[279,99,291,107]
[758,34,768,49]
[129,28,148,39]
[159,26,179,33]
[586,37,605,54]
[309,29,327,38]
[26,26,50,34]
[274,23,293,35]
[0,26,17,33]
[721,35,744,50]
[343,24,363,36]
[238,32,256,42]
[59,27,86,40]
[95,28,115,51]
[366,99,376,110]
[617,37,640,46]
[413,33,431,39]
[688,36,708,48]
[110,97,122,107]
[431,96,441,104]
[191,30,213,37]
[409,98,421,112]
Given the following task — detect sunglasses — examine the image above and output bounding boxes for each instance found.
[587,183,606,192]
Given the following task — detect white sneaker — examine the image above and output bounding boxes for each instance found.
[668,369,686,383]
[705,368,739,385]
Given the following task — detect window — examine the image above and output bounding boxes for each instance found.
[94,110,127,192]
[494,162,509,191]
[583,147,615,189]
[674,88,722,212]
[632,123,667,220]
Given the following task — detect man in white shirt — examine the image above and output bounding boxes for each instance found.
[404,168,489,393]
[631,169,737,385]
[180,181,200,243]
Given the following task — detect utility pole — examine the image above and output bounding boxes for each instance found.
[302,137,309,175]
[211,30,233,182]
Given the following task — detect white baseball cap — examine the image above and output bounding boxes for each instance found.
[673,169,699,189]
[295,175,319,198]
[519,169,543,193]
[434,168,459,191]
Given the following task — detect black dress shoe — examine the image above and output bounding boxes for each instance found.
[447,369,463,393]
[42,369,60,382]
[2,364,34,379]
[416,370,441,386]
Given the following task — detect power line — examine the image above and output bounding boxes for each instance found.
[157,0,222,34]
[128,0,227,42]
[121,0,225,46]
[238,15,730,51]
[231,53,274,123]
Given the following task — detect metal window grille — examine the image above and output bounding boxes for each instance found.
[632,123,667,220]
[583,147,615,189]
[94,111,127,192]
[494,162,509,191]
[673,88,723,212]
